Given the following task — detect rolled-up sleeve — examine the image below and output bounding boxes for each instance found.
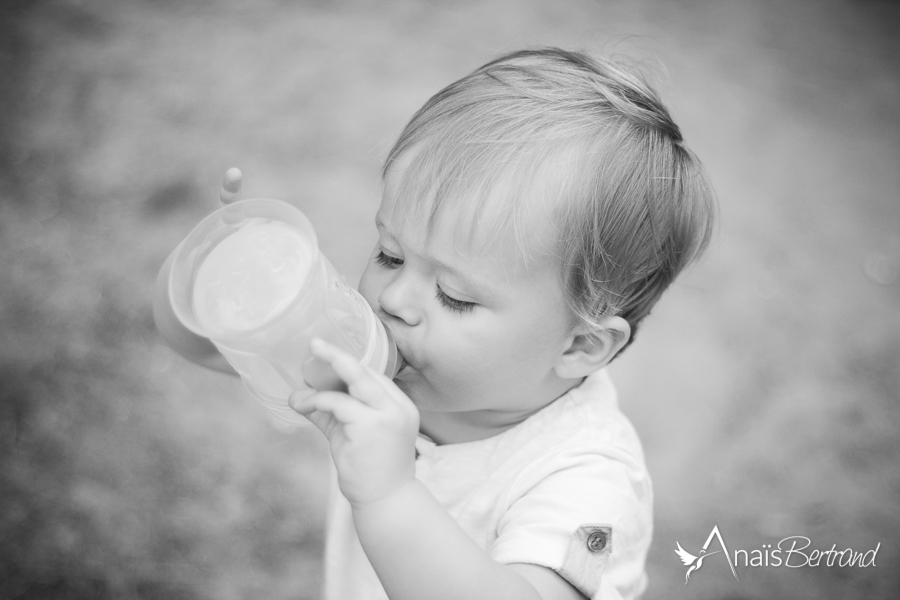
[490,443,652,599]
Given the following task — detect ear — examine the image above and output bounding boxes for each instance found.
[553,316,631,379]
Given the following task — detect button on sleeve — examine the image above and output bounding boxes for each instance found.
[556,524,614,599]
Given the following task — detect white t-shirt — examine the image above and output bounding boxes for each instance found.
[322,369,653,600]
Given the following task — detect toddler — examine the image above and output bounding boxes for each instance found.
[155,47,714,600]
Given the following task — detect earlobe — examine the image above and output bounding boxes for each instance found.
[554,316,631,379]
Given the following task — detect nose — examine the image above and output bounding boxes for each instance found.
[378,269,422,327]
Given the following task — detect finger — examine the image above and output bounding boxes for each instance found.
[290,389,368,424]
[309,339,391,408]
[295,405,334,434]
[310,338,415,414]
[220,167,243,204]
[302,355,348,393]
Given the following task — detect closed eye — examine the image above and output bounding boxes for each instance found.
[375,250,404,268]
[436,286,476,314]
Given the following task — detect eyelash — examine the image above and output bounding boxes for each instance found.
[374,251,477,314]
[375,250,403,268]
[435,287,476,314]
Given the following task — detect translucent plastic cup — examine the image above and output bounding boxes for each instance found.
[168,198,398,427]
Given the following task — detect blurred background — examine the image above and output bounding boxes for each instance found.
[1,0,897,598]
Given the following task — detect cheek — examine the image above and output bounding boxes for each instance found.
[424,316,534,379]
[467,307,570,375]
[418,326,543,407]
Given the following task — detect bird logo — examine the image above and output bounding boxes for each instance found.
[675,542,720,583]
[674,526,739,584]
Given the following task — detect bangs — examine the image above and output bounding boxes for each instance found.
[379,54,622,267]
[383,133,589,269]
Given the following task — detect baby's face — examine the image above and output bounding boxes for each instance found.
[358,163,580,426]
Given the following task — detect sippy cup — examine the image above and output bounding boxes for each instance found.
[168,198,399,427]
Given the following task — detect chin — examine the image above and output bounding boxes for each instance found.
[391,374,442,412]
[391,372,420,400]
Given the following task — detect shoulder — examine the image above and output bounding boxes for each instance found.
[491,370,652,599]
[495,367,652,513]
[509,370,648,481]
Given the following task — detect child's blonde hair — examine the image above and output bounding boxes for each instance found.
[383,47,715,350]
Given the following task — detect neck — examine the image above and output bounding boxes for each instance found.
[417,376,585,445]
[417,408,536,445]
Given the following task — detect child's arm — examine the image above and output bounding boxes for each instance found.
[291,339,587,600]
[151,169,244,376]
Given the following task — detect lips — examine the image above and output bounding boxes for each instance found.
[393,341,413,373]
[383,322,414,375]
[380,317,409,377]
[395,352,409,375]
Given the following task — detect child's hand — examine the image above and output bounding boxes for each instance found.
[290,339,420,508]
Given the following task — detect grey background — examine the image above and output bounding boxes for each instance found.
[1,0,898,598]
